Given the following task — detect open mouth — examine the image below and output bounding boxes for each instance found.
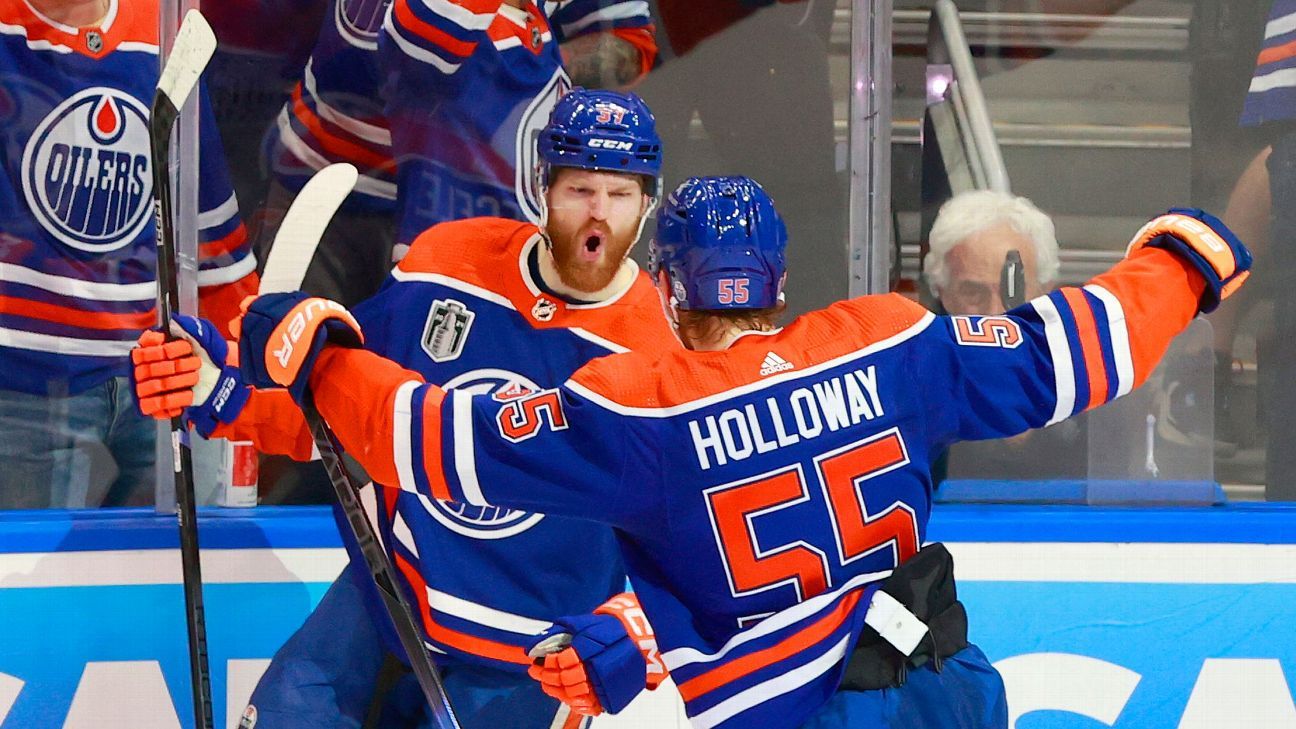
[579,230,605,262]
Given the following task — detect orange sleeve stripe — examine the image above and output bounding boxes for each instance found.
[0,296,155,331]
[394,553,531,665]
[393,0,479,58]
[290,85,398,173]
[1258,38,1296,66]
[1060,288,1109,409]
[420,386,453,501]
[675,590,862,703]
[199,224,248,260]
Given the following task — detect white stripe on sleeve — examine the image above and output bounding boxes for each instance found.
[1032,295,1077,425]
[559,1,649,36]
[1265,10,1296,40]
[197,192,239,231]
[421,0,496,31]
[197,252,257,287]
[453,390,487,505]
[384,14,462,74]
[1082,284,1134,399]
[393,381,422,494]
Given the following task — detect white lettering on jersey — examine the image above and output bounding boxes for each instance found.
[21,88,153,253]
[689,366,887,470]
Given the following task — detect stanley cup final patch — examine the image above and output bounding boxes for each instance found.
[422,298,475,362]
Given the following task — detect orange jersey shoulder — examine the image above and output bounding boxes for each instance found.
[398,216,537,281]
[571,293,931,409]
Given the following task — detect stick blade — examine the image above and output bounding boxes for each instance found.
[259,163,360,294]
[157,10,217,109]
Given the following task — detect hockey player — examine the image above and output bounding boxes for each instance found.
[0,0,257,508]
[132,90,674,728]
[225,175,1250,728]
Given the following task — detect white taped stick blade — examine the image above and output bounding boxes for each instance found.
[156,10,216,108]
[259,163,359,294]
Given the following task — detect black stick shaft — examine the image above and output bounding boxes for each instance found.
[150,92,214,729]
[302,396,460,729]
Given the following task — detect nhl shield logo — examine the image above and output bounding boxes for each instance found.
[531,297,558,322]
[21,87,152,253]
[422,298,475,362]
[85,31,104,53]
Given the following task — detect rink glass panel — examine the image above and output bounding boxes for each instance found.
[890,0,1287,503]
[179,0,1288,503]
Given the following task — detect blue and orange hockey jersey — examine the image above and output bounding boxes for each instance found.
[380,0,655,243]
[0,0,256,395]
[220,215,678,672]
[305,245,1207,728]
[271,0,399,210]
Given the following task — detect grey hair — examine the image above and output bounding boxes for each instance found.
[924,190,1060,294]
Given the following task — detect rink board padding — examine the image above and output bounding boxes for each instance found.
[0,504,1293,728]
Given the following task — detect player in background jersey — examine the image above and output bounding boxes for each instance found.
[223,176,1250,728]
[379,0,656,255]
[132,90,675,728]
[246,0,658,312]
[0,0,257,509]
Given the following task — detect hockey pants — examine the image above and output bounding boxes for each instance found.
[243,563,589,729]
[801,645,1008,729]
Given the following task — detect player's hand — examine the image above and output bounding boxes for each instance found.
[234,293,364,404]
[1126,208,1252,313]
[131,315,250,436]
[526,593,667,716]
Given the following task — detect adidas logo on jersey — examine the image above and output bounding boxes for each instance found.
[760,352,794,376]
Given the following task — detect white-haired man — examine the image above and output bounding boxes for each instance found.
[924,190,1081,480]
[924,190,1060,316]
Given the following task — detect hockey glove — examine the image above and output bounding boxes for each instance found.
[235,293,364,405]
[526,593,667,716]
[1126,208,1252,313]
[131,315,251,437]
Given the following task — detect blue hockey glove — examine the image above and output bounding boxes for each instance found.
[526,593,666,716]
[131,315,249,437]
[235,293,364,405]
[1126,208,1252,313]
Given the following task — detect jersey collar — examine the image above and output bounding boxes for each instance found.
[19,0,140,58]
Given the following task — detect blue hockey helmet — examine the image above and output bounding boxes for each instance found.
[649,176,788,311]
[538,89,662,197]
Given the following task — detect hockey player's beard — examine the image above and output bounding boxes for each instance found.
[547,220,637,294]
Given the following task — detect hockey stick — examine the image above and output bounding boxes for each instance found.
[148,10,217,729]
[259,164,462,729]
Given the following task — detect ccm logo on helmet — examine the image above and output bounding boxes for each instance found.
[268,299,360,385]
[588,139,634,151]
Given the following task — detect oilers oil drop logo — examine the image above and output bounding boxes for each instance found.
[22,88,152,253]
[421,369,546,539]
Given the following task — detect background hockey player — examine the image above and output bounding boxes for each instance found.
[379,0,656,256]
[222,175,1248,728]
[131,89,674,728]
[0,0,257,509]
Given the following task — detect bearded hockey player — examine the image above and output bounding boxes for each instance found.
[132,89,674,728]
